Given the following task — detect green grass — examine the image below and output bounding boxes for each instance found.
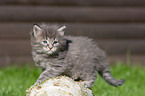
[0,63,145,96]
[91,62,145,96]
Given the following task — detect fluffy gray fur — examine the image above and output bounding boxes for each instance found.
[30,24,125,88]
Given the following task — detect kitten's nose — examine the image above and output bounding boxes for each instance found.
[48,44,53,50]
[49,46,53,50]
[49,47,53,50]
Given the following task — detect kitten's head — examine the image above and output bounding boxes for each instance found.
[31,24,66,55]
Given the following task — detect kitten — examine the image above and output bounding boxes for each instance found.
[30,24,125,88]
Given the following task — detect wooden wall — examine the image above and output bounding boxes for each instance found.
[0,0,145,66]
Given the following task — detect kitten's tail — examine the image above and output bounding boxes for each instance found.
[98,67,125,87]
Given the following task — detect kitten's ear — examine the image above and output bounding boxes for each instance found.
[57,26,66,36]
[33,24,43,38]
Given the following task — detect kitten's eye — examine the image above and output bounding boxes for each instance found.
[43,41,47,44]
[53,41,58,44]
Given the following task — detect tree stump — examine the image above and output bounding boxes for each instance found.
[26,76,93,96]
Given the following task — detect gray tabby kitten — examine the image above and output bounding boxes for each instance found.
[31,24,125,88]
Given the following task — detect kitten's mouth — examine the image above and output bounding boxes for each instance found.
[43,47,57,55]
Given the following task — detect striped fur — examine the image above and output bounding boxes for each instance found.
[30,24,125,88]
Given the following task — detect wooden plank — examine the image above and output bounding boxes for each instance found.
[67,23,145,39]
[109,55,145,66]
[0,55,145,67]
[1,6,145,22]
[0,56,33,67]
[1,0,145,6]
[97,40,145,55]
[0,23,32,39]
[1,23,145,39]
[0,40,31,56]
[0,39,145,56]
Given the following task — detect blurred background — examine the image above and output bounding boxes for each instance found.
[0,0,145,67]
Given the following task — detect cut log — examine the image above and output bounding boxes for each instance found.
[26,76,93,96]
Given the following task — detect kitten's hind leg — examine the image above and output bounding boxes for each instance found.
[81,72,97,88]
[34,68,64,85]
[81,80,96,88]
